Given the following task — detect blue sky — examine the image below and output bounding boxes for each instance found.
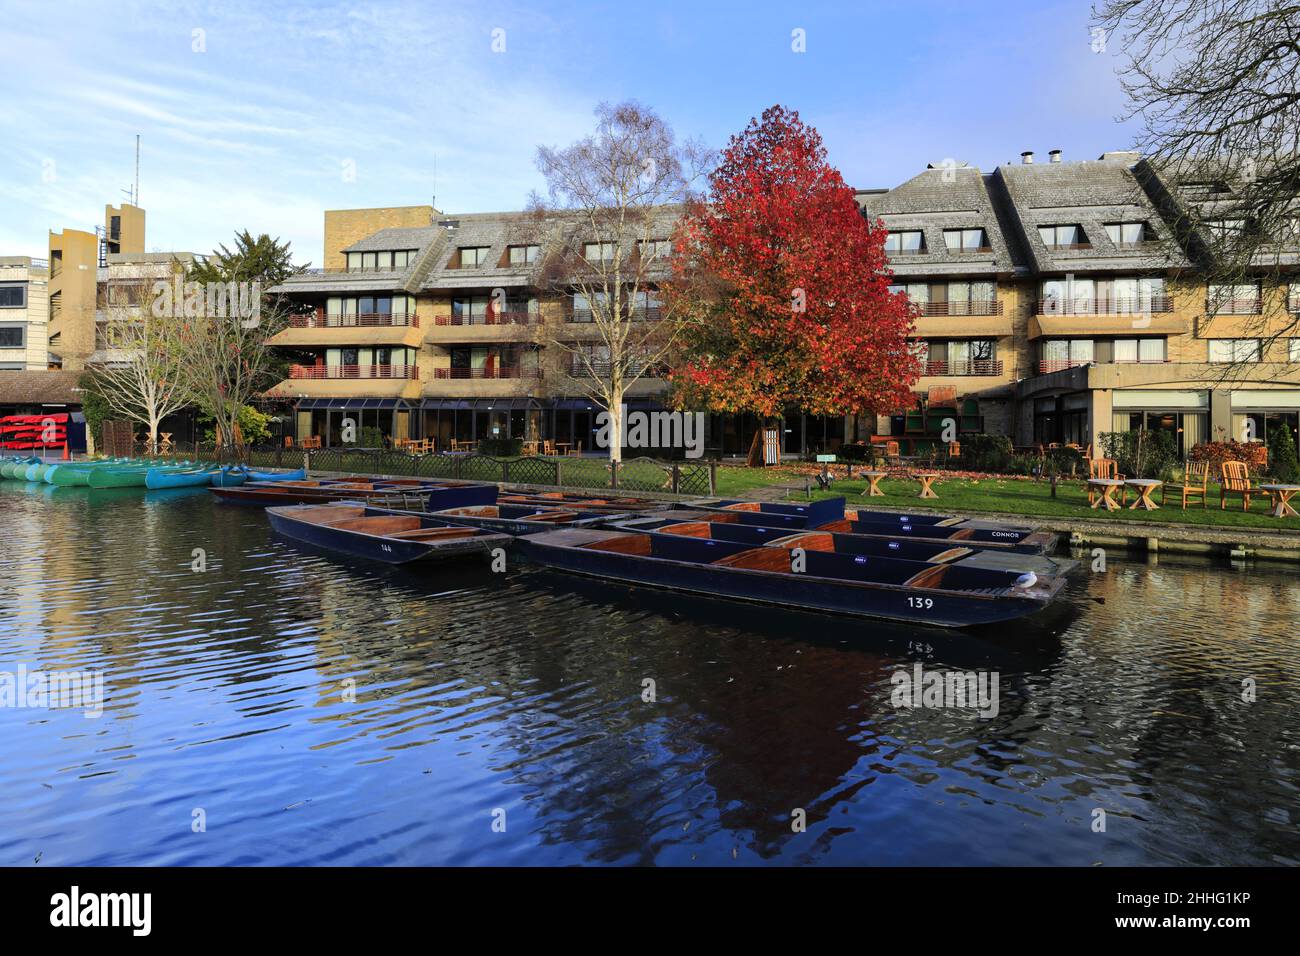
[0,0,1136,265]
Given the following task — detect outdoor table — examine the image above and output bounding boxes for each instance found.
[914,472,940,500]
[861,470,887,497]
[1259,484,1300,518]
[1125,478,1162,511]
[1088,477,1125,511]
[553,442,571,455]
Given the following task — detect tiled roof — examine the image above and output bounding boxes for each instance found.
[0,370,82,405]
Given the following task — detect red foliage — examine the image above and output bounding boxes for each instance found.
[664,105,919,418]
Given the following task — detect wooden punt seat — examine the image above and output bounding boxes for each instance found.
[946,529,975,539]
[929,547,974,563]
[660,521,716,537]
[581,533,653,555]
[902,564,950,589]
[935,517,966,527]
[291,506,366,524]
[810,518,853,533]
[712,547,794,571]
[278,480,325,488]
[722,502,763,512]
[768,532,836,551]
[528,510,582,522]
[326,515,423,535]
[387,527,481,540]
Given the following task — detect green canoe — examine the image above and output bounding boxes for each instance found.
[85,461,195,488]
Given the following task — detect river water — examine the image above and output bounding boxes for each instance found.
[0,480,1296,866]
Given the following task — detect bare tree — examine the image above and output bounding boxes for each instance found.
[1096,0,1300,377]
[87,264,190,451]
[527,101,707,463]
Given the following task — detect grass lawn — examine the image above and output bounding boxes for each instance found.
[767,474,1300,532]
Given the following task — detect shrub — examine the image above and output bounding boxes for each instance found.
[200,404,272,445]
[838,442,870,462]
[1098,429,1178,479]
[1189,439,1268,476]
[1268,424,1300,483]
[961,433,1014,472]
[1043,445,1085,477]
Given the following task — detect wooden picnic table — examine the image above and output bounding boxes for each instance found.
[861,470,887,497]
[553,442,571,456]
[914,471,941,499]
[1088,477,1125,511]
[1259,483,1300,518]
[1125,478,1162,511]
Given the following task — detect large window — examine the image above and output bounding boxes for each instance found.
[345,250,416,271]
[584,242,616,262]
[572,291,608,321]
[1290,339,1300,363]
[1209,339,1261,363]
[888,281,996,315]
[884,231,926,255]
[1104,222,1152,245]
[0,324,24,348]
[325,295,416,323]
[458,246,491,268]
[1038,224,1088,249]
[1041,277,1166,314]
[637,239,672,259]
[507,244,539,266]
[942,228,988,253]
[0,285,24,308]
[1111,338,1166,363]
[1208,283,1261,314]
[1041,339,1094,371]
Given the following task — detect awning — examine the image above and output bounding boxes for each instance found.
[420,398,542,411]
[296,398,409,410]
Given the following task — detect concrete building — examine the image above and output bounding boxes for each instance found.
[0,256,51,371]
[90,251,196,365]
[48,203,145,370]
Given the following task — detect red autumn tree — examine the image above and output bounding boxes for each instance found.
[664,105,919,421]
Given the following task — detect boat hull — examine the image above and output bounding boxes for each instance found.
[212,481,497,509]
[145,468,218,489]
[246,468,307,482]
[266,505,512,565]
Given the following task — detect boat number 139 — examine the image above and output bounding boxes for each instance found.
[907,596,934,609]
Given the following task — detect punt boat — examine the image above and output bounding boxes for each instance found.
[517,527,1068,628]
[496,490,671,513]
[370,501,625,536]
[266,503,513,565]
[211,479,498,508]
[678,497,1057,554]
[609,513,1074,577]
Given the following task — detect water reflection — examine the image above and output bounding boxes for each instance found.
[0,481,1296,865]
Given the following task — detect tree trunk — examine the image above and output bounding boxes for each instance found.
[606,392,622,464]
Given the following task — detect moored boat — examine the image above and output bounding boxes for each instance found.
[372,501,622,536]
[145,466,221,489]
[266,503,513,565]
[245,468,307,482]
[496,490,671,513]
[517,527,1067,628]
[210,465,250,487]
[211,479,498,508]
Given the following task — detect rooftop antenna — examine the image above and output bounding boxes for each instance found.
[120,134,141,205]
[432,152,437,216]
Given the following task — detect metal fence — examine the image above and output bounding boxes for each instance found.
[126,442,715,495]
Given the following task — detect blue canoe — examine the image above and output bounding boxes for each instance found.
[145,467,221,490]
[246,468,307,482]
[210,466,250,487]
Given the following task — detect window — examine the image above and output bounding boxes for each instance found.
[0,325,24,348]
[1182,181,1231,199]
[629,289,663,319]
[884,231,925,255]
[458,246,491,268]
[1041,339,1094,370]
[572,291,608,321]
[1291,284,1300,312]
[452,296,491,324]
[1208,339,1260,363]
[1204,219,1246,242]
[637,239,672,260]
[942,229,988,253]
[507,244,540,266]
[1112,338,1166,363]
[1289,339,1300,363]
[1038,224,1088,249]
[1104,222,1151,245]
[346,252,362,270]
[1208,282,1260,314]
[0,285,25,308]
[584,241,616,262]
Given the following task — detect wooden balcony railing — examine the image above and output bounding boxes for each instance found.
[431,366,542,380]
[289,364,419,380]
[914,300,1003,316]
[1036,296,1173,315]
[289,312,419,328]
[923,359,1004,376]
[434,311,540,326]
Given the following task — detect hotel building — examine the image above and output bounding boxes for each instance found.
[269,150,1300,456]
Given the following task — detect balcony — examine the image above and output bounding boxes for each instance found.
[432,366,542,380]
[288,364,419,380]
[434,311,539,326]
[922,359,1004,377]
[1036,296,1173,315]
[569,307,663,323]
[289,312,419,328]
[1036,360,1089,374]
[1206,298,1262,315]
[915,300,1003,316]
[568,361,669,378]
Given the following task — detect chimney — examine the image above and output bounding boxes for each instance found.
[1021,151,1034,165]
[1049,149,1062,164]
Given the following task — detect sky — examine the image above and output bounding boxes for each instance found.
[0,0,1139,266]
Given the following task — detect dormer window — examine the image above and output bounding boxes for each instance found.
[584,241,616,262]
[1183,180,1232,199]
[884,231,925,256]
[637,239,672,260]
[507,244,539,266]
[1104,222,1152,246]
[942,228,989,253]
[1038,224,1089,249]
[457,246,491,268]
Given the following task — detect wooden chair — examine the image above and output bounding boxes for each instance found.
[1163,460,1210,509]
[945,440,961,466]
[884,440,902,470]
[283,435,294,448]
[1220,460,1262,511]
[567,442,582,457]
[543,440,556,456]
[1087,457,1124,506]
[301,435,321,450]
